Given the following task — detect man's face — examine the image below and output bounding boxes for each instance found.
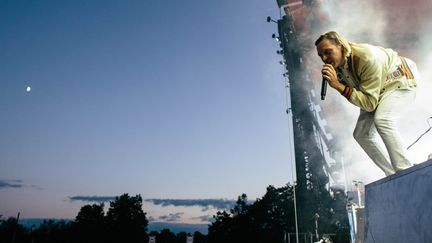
[316,39,344,68]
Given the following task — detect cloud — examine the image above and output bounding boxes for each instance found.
[0,179,23,189]
[30,184,43,190]
[158,212,184,222]
[145,199,236,210]
[68,196,116,203]
[191,215,214,223]
[68,197,239,211]
[147,216,156,222]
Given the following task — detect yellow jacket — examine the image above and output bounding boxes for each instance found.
[337,43,418,112]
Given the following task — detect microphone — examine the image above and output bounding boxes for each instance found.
[321,78,327,100]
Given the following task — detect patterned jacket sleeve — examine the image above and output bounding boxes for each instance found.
[348,54,383,112]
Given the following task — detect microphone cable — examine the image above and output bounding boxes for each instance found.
[407,117,432,150]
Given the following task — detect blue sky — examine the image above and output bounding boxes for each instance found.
[0,0,293,222]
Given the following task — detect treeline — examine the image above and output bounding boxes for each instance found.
[208,185,349,243]
[0,184,350,243]
[0,194,205,243]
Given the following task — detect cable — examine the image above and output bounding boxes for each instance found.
[407,117,432,150]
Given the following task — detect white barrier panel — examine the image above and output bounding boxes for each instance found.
[364,160,432,243]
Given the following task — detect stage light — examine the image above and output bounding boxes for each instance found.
[266,16,277,23]
[272,34,280,42]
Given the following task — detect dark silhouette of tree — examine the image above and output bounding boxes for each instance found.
[0,194,216,243]
[193,231,208,243]
[208,210,233,243]
[145,230,207,243]
[208,194,256,243]
[229,194,256,243]
[175,231,187,243]
[231,193,248,215]
[157,228,176,243]
[0,217,28,243]
[105,193,148,243]
[207,184,349,243]
[0,185,349,243]
[74,203,105,243]
[34,219,74,243]
[246,185,295,242]
[75,203,105,224]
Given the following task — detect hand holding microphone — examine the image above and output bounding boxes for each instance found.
[321,64,344,100]
[321,64,333,101]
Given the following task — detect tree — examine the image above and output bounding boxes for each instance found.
[207,211,233,243]
[175,231,188,243]
[74,203,105,243]
[105,193,148,243]
[231,193,248,215]
[34,219,74,243]
[193,231,208,243]
[208,184,349,243]
[75,203,105,224]
[208,194,256,243]
[157,228,176,243]
[0,217,28,243]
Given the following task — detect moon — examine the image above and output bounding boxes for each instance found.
[26,86,31,92]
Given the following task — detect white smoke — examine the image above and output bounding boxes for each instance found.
[319,0,389,45]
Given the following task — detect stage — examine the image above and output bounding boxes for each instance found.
[364,159,432,242]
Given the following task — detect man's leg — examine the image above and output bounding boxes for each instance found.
[374,89,416,172]
[353,110,395,176]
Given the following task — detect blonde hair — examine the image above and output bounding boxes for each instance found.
[315,31,352,58]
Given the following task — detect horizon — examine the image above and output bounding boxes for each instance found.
[10,218,209,234]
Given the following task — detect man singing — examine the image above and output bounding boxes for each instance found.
[315,31,419,176]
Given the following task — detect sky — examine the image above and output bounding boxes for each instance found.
[1,0,432,225]
[0,0,291,223]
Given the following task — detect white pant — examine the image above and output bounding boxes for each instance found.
[353,89,416,176]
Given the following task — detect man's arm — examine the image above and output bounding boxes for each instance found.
[348,56,382,112]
